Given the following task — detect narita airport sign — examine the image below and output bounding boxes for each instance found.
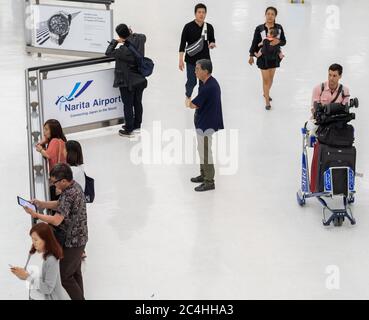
[41,68,123,129]
[62,96,123,111]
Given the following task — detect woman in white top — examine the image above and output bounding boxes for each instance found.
[64,140,88,259]
[10,223,70,300]
[64,140,86,190]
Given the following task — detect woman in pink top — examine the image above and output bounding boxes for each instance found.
[36,119,67,171]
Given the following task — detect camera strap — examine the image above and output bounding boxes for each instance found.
[320,83,344,104]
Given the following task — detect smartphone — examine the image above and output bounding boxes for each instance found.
[17,196,36,211]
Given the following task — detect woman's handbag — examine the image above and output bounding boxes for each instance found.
[185,23,207,57]
[84,173,95,203]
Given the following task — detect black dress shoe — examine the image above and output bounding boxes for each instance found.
[191,176,205,183]
[194,183,215,192]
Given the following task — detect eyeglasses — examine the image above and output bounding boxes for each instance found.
[51,179,63,186]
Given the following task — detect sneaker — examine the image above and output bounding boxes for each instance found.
[194,183,215,192]
[191,176,205,183]
[119,129,134,137]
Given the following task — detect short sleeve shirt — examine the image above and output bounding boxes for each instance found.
[57,181,88,248]
[312,81,350,107]
[46,139,66,171]
[192,76,224,133]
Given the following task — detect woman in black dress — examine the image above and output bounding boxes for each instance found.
[249,7,286,110]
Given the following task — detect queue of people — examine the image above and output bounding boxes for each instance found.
[11,118,91,300]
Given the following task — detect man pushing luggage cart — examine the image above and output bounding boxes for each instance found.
[296,64,359,227]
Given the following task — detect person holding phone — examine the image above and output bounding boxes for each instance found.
[36,119,67,171]
[10,223,70,300]
[22,163,88,300]
[36,119,67,201]
[105,24,147,137]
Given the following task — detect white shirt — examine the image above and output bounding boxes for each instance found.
[27,253,45,300]
[71,165,86,191]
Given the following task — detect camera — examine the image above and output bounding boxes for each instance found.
[313,98,359,125]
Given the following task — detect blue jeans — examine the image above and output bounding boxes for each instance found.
[185,63,203,98]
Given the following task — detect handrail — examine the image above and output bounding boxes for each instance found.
[26,55,120,222]
[28,56,115,73]
[36,70,51,205]
[25,70,36,226]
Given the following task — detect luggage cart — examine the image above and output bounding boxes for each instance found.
[296,123,356,227]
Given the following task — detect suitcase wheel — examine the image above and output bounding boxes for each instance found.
[296,192,306,206]
[333,216,344,227]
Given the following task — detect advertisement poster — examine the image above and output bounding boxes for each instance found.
[41,69,123,129]
[32,4,113,53]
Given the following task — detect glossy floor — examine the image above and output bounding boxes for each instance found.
[1,0,369,299]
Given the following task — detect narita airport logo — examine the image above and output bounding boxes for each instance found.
[56,80,93,109]
[55,80,122,111]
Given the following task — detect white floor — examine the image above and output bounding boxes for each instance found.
[1,0,369,300]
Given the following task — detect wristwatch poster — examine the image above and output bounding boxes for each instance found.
[32,4,113,53]
[36,11,81,46]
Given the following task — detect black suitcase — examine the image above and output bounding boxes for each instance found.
[317,144,356,196]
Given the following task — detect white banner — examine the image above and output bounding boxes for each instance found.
[32,4,113,53]
[41,69,123,129]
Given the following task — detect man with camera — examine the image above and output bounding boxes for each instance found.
[309,63,353,193]
[311,64,350,115]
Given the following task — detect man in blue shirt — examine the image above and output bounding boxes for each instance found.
[186,59,224,192]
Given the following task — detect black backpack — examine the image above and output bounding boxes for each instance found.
[127,43,154,77]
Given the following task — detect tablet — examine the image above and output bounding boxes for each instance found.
[17,196,36,211]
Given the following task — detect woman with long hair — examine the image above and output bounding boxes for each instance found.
[249,7,287,110]
[10,223,70,300]
[36,119,67,171]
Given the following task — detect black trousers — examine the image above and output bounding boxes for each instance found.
[60,245,86,300]
[119,85,145,132]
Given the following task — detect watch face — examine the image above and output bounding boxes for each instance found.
[48,14,69,35]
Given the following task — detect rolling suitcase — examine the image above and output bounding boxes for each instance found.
[317,144,356,196]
